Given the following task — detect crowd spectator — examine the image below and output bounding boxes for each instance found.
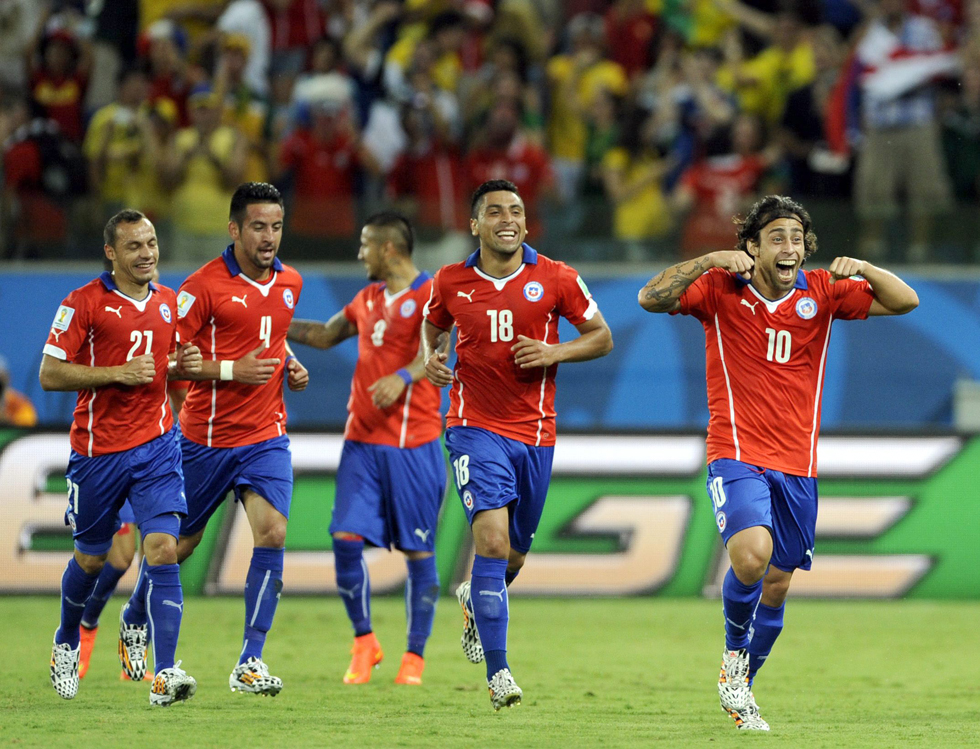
[30,25,90,144]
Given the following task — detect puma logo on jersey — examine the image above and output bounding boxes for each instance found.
[104,306,122,318]
[232,295,248,307]
[740,299,759,315]
[414,528,431,543]
[50,328,63,341]
[479,588,506,602]
[457,289,475,302]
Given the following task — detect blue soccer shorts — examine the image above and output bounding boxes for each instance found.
[65,427,186,555]
[331,439,447,551]
[444,425,554,555]
[706,458,818,572]
[179,433,293,537]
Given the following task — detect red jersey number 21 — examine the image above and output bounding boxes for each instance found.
[259,315,272,350]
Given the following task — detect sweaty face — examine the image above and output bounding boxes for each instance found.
[749,217,806,295]
[232,203,284,272]
[357,225,387,281]
[471,191,527,256]
[107,218,159,289]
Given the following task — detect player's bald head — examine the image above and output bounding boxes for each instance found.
[736,195,817,259]
[364,211,414,256]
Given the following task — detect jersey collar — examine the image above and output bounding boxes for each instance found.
[99,271,158,295]
[378,270,432,293]
[221,244,284,277]
[464,243,538,269]
[735,269,808,294]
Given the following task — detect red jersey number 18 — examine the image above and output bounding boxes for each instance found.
[486,310,513,343]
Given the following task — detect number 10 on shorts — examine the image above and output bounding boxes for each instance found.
[453,455,470,488]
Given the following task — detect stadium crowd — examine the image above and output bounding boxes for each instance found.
[0,0,976,263]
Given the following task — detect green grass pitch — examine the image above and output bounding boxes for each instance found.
[2,597,978,747]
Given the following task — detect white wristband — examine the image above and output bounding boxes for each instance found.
[220,360,234,381]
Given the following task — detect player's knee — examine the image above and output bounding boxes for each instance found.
[142,533,178,566]
[73,549,107,575]
[176,535,199,563]
[730,550,770,584]
[255,522,287,549]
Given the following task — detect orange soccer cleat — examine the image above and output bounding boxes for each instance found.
[394,652,425,685]
[343,632,383,684]
[78,626,98,679]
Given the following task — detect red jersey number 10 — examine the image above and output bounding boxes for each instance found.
[765,328,792,364]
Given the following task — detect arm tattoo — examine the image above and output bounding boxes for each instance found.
[642,257,710,311]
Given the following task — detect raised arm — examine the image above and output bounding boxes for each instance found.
[638,251,753,313]
[39,353,155,391]
[828,257,919,316]
[287,311,357,349]
[423,320,454,387]
[511,312,613,369]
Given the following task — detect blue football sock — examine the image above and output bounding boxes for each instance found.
[748,602,785,685]
[333,538,372,636]
[80,561,127,629]
[145,563,183,673]
[240,547,285,664]
[505,568,520,587]
[471,554,510,680]
[56,557,100,648]
[123,557,149,626]
[405,557,439,657]
[722,567,763,651]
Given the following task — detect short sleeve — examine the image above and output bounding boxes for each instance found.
[830,276,875,320]
[423,269,454,331]
[176,276,210,343]
[555,263,598,325]
[674,267,725,321]
[343,288,363,326]
[43,290,89,361]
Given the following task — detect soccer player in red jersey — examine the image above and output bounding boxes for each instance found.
[118,182,309,696]
[40,209,202,705]
[638,195,919,731]
[287,212,445,686]
[423,180,613,710]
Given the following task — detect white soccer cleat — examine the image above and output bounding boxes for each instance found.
[149,662,197,706]
[455,581,484,664]
[724,690,771,731]
[229,656,283,696]
[718,648,751,713]
[50,637,80,700]
[488,668,522,711]
[118,607,148,682]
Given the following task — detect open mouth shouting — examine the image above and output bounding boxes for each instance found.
[775,257,798,285]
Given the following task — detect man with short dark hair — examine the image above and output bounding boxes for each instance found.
[288,211,445,686]
[423,179,613,710]
[638,194,919,731]
[40,209,202,705]
[118,182,308,696]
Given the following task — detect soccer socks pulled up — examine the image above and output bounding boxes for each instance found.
[471,555,510,680]
[334,538,372,637]
[80,561,127,629]
[722,567,763,651]
[748,602,785,684]
[145,563,183,673]
[56,557,100,648]
[405,557,439,657]
[123,557,149,626]
[240,547,285,664]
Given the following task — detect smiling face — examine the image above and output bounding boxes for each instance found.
[471,190,527,256]
[747,216,806,295]
[105,218,159,290]
[230,202,284,278]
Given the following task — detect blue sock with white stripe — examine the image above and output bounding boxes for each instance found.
[333,538,371,636]
[722,567,763,651]
[56,557,100,648]
[81,561,127,629]
[748,602,785,685]
[405,557,439,657]
[123,557,149,626]
[145,563,182,673]
[471,554,510,680]
[240,547,284,664]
